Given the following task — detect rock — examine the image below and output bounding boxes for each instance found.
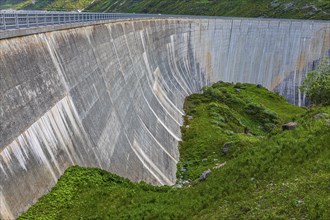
[181,167,187,173]
[235,89,241,93]
[187,115,193,120]
[213,162,226,169]
[271,0,280,7]
[199,169,212,181]
[222,142,232,154]
[256,84,263,88]
[297,200,304,205]
[224,130,234,135]
[327,119,330,126]
[185,125,190,128]
[283,2,294,10]
[314,113,329,119]
[174,184,182,188]
[180,180,190,185]
[282,122,297,131]
[202,158,207,163]
[302,4,318,11]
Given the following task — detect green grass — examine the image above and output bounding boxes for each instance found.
[0,0,90,11]
[19,82,330,219]
[86,0,330,20]
[2,0,329,20]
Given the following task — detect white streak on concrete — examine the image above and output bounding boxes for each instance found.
[0,190,14,220]
[130,139,173,185]
[142,94,181,141]
[0,95,86,199]
[138,116,178,163]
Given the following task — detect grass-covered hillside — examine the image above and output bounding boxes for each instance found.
[86,0,330,20]
[19,82,330,219]
[1,0,329,20]
[0,0,91,10]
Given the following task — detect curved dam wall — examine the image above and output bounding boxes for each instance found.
[1,18,329,219]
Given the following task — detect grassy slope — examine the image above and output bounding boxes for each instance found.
[0,0,89,10]
[86,0,330,20]
[19,82,330,219]
[0,0,26,9]
[1,0,329,20]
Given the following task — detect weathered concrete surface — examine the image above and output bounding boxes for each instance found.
[0,18,329,219]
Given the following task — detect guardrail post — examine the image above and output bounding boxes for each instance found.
[27,14,29,28]
[2,14,6,30]
[15,13,18,29]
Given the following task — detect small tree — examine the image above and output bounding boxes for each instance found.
[300,58,330,106]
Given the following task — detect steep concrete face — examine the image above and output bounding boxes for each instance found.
[0,18,329,218]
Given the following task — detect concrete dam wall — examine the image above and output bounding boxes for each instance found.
[1,18,329,219]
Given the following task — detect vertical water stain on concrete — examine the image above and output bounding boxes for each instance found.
[272,24,330,105]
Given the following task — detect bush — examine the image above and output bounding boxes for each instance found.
[300,58,330,106]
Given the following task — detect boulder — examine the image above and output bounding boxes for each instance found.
[282,122,297,131]
[314,113,329,119]
[213,162,226,169]
[271,0,280,7]
[179,180,190,185]
[174,184,182,188]
[222,142,232,154]
[199,169,212,181]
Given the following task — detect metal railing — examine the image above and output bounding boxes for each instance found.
[1,10,327,31]
[0,11,161,30]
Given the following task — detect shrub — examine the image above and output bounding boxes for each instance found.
[300,58,330,106]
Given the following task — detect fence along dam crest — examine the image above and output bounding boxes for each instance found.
[0,12,329,219]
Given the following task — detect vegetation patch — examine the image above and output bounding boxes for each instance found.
[300,58,330,106]
[86,0,330,20]
[2,0,329,20]
[20,82,330,219]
